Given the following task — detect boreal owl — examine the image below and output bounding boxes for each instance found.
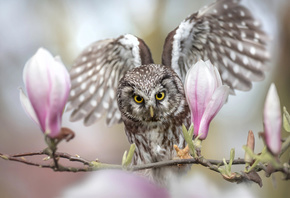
[68,0,269,185]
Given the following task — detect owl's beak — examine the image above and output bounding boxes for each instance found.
[149,106,154,118]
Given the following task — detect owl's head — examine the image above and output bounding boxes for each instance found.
[117,64,187,124]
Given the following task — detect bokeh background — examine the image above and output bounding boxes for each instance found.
[0,0,289,197]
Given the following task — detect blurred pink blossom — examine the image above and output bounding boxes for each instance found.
[263,83,281,155]
[184,60,229,140]
[20,48,71,138]
[61,170,169,198]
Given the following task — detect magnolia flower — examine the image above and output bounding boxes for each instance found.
[20,48,71,138]
[263,83,281,155]
[61,170,170,198]
[62,170,254,198]
[184,60,229,140]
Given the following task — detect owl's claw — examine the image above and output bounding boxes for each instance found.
[174,144,192,160]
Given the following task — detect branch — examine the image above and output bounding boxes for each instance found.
[1,149,289,186]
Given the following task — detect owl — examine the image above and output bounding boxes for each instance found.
[68,0,269,185]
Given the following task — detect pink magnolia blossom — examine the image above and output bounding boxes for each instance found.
[263,83,281,155]
[62,170,254,198]
[62,170,169,198]
[20,48,71,138]
[184,60,229,140]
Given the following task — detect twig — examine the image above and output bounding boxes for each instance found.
[1,150,289,185]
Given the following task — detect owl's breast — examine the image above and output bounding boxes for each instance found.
[125,121,186,165]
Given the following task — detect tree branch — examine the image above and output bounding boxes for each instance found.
[1,149,289,186]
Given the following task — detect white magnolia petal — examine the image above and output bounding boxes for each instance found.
[46,58,71,137]
[185,60,221,135]
[19,88,40,126]
[263,83,281,155]
[198,85,229,139]
[205,60,222,89]
[23,48,54,132]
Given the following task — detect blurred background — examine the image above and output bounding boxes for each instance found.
[0,0,289,197]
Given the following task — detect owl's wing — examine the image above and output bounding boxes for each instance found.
[162,0,269,94]
[68,34,153,126]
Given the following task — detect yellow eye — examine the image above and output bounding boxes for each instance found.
[156,91,165,101]
[134,95,144,104]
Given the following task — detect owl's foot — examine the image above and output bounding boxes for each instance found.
[174,144,192,160]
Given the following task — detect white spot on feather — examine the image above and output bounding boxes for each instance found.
[77,76,83,83]
[87,62,92,67]
[232,79,239,87]
[254,33,260,39]
[88,70,93,76]
[209,42,215,49]
[79,94,85,102]
[241,31,246,38]
[92,75,97,81]
[90,100,97,107]
[70,90,75,97]
[250,47,256,55]
[240,11,245,17]
[75,67,82,73]
[89,85,96,94]
[233,65,239,73]
[243,57,249,65]
[253,21,260,27]
[99,88,104,97]
[237,42,243,52]
[96,58,102,63]
[103,101,109,109]
[109,89,115,99]
[212,51,218,59]
[222,72,229,80]
[216,36,221,44]
[81,82,87,90]
[222,57,228,67]
[82,56,87,62]
[219,46,225,53]
[230,51,236,61]
[95,113,102,118]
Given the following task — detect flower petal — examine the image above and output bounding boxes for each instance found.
[22,48,71,137]
[19,88,40,126]
[185,60,217,131]
[61,170,169,198]
[23,48,54,132]
[263,83,281,155]
[46,57,71,137]
[198,85,229,139]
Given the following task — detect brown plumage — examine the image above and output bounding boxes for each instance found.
[67,0,269,186]
[117,64,191,184]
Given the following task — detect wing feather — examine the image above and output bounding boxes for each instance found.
[162,0,269,92]
[68,34,153,126]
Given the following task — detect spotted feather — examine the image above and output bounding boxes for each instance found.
[68,34,153,126]
[162,0,269,93]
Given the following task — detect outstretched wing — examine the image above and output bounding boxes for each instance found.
[162,0,269,93]
[68,34,153,126]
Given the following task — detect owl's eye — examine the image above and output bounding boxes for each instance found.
[155,91,165,101]
[134,95,144,104]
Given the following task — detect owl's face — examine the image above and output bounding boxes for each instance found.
[117,64,186,124]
